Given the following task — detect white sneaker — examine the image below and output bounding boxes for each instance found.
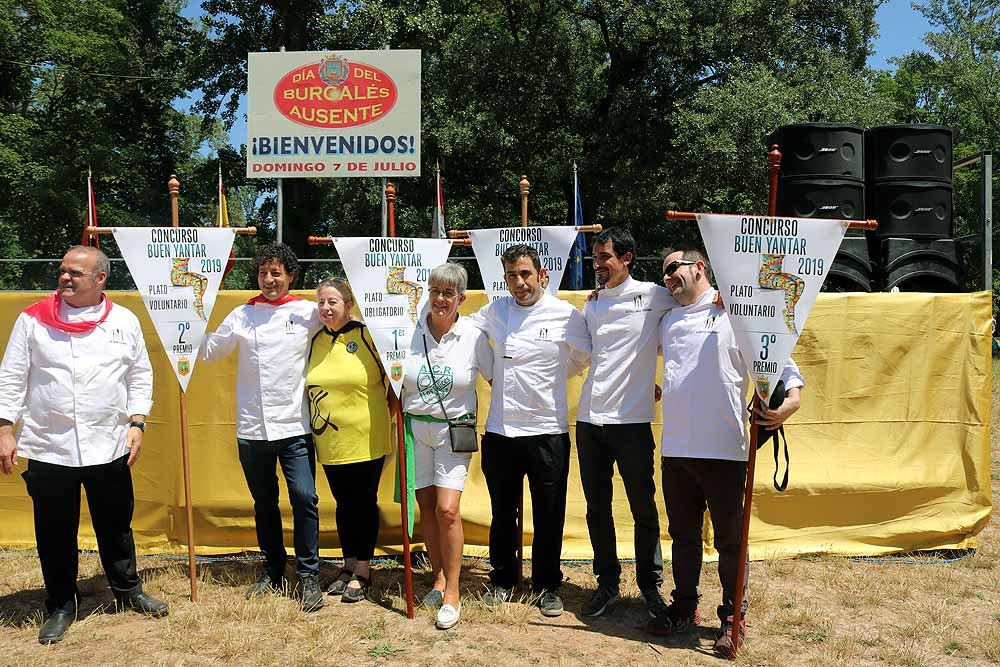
[422,589,444,609]
[436,603,461,629]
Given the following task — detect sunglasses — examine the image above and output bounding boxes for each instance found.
[663,259,696,276]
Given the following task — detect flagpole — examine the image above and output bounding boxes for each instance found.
[169,174,199,603]
[276,45,286,245]
[386,181,415,619]
[515,174,531,588]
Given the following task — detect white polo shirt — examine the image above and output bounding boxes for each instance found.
[467,292,591,437]
[0,300,154,467]
[402,316,494,419]
[579,276,676,425]
[200,298,319,441]
[659,288,804,461]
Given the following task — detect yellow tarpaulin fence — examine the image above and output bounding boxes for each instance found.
[0,291,992,560]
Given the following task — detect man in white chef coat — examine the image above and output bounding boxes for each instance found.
[0,245,168,645]
[467,244,591,619]
[200,242,324,612]
[652,244,804,658]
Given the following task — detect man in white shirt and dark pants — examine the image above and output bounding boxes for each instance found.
[468,244,591,618]
[577,228,676,618]
[0,245,168,645]
[653,245,803,657]
[200,243,323,612]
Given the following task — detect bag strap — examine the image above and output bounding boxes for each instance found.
[422,334,452,422]
[748,399,790,493]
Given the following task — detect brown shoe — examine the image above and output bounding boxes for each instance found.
[713,616,747,658]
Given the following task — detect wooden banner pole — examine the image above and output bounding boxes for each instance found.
[385,182,415,620]
[168,175,199,603]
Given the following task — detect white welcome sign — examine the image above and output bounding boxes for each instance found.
[334,237,454,397]
[697,214,848,402]
[467,226,580,301]
[113,227,236,391]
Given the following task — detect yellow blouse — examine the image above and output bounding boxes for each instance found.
[306,321,391,465]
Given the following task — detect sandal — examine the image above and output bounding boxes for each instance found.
[341,574,371,603]
[327,569,353,596]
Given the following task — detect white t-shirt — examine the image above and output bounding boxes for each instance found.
[467,292,591,437]
[659,288,804,461]
[401,316,494,419]
[579,276,675,425]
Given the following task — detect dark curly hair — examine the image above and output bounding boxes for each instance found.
[253,243,300,280]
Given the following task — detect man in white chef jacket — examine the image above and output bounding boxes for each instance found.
[577,227,676,619]
[466,244,591,619]
[652,245,804,658]
[200,243,323,612]
[0,245,168,645]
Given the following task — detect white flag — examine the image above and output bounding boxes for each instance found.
[697,214,848,402]
[113,227,237,391]
[467,226,580,301]
[334,237,454,397]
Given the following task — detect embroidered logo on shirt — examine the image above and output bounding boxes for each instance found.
[109,328,127,345]
[346,341,358,353]
[536,328,550,341]
[631,295,652,313]
[417,364,453,404]
[284,318,295,334]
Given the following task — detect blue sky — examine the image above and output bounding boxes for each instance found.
[182,0,934,149]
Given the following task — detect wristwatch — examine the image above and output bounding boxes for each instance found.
[128,421,146,432]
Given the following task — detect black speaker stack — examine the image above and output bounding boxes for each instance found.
[770,122,961,292]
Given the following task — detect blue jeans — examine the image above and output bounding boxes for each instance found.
[237,435,320,578]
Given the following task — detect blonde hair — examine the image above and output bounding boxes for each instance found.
[316,276,354,307]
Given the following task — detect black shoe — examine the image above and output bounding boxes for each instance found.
[647,601,700,636]
[581,586,619,617]
[299,575,324,612]
[327,569,353,596]
[38,609,74,645]
[117,592,169,618]
[246,571,282,599]
[642,588,669,618]
[341,574,371,603]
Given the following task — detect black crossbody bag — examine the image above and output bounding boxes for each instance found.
[748,380,790,492]
[422,334,479,453]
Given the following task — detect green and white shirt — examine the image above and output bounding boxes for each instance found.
[401,316,493,419]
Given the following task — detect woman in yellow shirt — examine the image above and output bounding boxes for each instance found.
[307,277,392,602]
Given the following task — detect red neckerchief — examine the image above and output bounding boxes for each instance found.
[23,291,113,334]
[247,293,301,306]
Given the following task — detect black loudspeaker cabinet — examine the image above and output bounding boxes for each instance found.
[867,124,953,182]
[772,123,865,179]
[868,180,952,239]
[776,176,864,222]
[823,236,873,292]
[881,237,960,292]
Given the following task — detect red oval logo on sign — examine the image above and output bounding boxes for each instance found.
[273,56,398,129]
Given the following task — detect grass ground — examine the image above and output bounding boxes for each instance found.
[0,364,996,666]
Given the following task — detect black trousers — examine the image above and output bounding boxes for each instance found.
[22,455,142,614]
[322,456,385,562]
[481,431,570,592]
[661,456,749,623]
[577,421,663,593]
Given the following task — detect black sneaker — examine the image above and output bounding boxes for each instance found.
[581,586,619,617]
[537,589,564,617]
[116,592,169,617]
[299,575,324,612]
[245,571,282,600]
[642,588,669,618]
[647,601,700,636]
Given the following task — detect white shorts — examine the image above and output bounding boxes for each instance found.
[409,418,472,492]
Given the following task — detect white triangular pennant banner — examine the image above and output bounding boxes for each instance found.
[467,226,580,301]
[697,214,849,402]
[334,237,454,397]
[113,227,236,392]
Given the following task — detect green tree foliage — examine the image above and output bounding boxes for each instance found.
[0,0,209,288]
